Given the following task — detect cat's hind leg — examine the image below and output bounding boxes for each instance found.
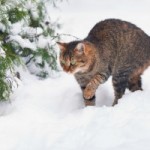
[128,74,143,92]
[112,70,129,106]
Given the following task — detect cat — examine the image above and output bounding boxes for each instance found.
[57,19,150,106]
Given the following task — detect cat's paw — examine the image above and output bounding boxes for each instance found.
[84,99,95,106]
[83,87,95,100]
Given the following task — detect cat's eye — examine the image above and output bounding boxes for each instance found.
[71,60,76,65]
[61,60,66,65]
[70,57,76,65]
[80,60,85,64]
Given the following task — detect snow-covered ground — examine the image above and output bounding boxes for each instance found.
[1,67,150,150]
[1,0,150,150]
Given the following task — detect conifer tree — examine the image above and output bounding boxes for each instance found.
[0,0,61,100]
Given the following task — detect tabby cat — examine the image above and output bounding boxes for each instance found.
[57,19,150,106]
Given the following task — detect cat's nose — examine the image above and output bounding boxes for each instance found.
[68,68,77,74]
[64,66,70,72]
[66,60,70,67]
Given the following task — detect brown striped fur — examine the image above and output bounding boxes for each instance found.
[57,19,150,106]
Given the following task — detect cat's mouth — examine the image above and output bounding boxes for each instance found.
[63,68,79,74]
[69,68,82,74]
[64,66,88,74]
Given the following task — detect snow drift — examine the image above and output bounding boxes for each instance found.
[0,67,150,150]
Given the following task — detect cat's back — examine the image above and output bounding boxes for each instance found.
[89,19,139,31]
[87,19,148,41]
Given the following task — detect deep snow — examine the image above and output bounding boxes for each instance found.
[1,0,150,150]
[1,68,150,150]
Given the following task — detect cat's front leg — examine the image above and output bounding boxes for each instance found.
[83,85,96,106]
[83,83,96,100]
[83,73,107,105]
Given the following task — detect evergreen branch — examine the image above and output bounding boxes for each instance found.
[0,0,63,100]
[57,33,81,40]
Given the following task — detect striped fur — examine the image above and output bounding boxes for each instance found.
[57,19,150,106]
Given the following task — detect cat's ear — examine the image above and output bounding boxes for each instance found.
[75,43,85,54]
[57,42,67,52]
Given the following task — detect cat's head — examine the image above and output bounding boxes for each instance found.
[57,41,95,74]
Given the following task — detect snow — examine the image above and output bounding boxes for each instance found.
[49,0,150,38]
[1,68,150,150]
[1,0,150,150]
[0,23,6,32]
[0,45,6,58]
[9,35,36,50]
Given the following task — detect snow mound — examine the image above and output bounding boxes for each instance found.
[0,67,150,150]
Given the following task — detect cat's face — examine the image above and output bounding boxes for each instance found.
[57,41,94,74]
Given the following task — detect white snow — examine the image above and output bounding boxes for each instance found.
[0,23,6,32]
[9,35,36,50]
[0,46,6,58]
[1,0,150,150]
[1,68,150,150]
